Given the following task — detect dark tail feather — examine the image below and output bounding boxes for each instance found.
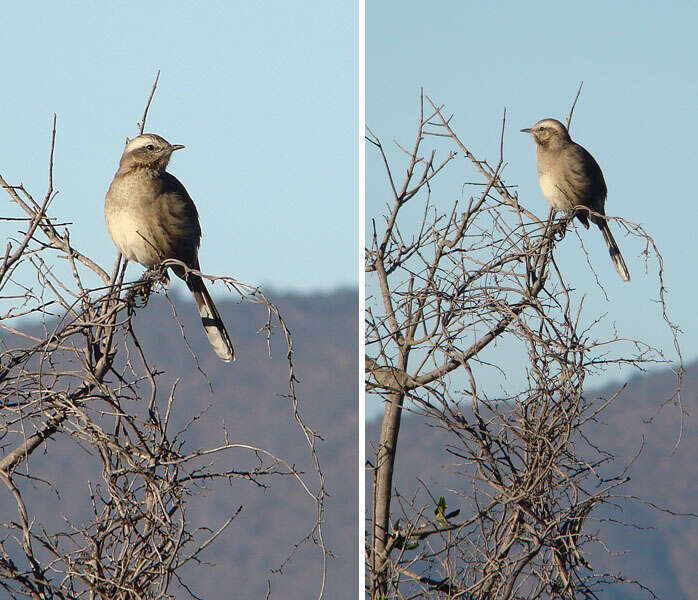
[597,222,630,282]
[186,274,235,362]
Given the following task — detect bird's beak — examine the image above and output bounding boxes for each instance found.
[520,128,531,134]
[169,144,185,152]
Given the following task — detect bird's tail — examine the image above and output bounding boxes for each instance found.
[186,274,235,362]
[597,221,630,282]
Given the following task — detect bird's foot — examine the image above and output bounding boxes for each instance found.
[142,265,170,288]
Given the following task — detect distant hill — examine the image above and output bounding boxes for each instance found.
[0,288,359,600]
[367,362,697,600]
[3,286,696,600]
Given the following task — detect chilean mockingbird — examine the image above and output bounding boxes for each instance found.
[521,118,630,282]
[105,133,235,362]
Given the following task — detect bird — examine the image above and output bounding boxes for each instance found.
[521,118,630,282]
[104,133,235,362]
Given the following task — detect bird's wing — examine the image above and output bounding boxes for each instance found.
[151,173,203,267]
[561,144,607,215]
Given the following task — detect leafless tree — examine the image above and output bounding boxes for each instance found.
[0,77,328,600]
[365,90,684,599]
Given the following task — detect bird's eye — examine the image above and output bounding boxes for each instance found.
[146,144,154,151]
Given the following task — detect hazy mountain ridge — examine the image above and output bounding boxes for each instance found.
[367,362,697,600]
[2,288,696,599]
[0,288,359,600]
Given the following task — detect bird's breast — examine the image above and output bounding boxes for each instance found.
[105,177,162,267]
[537,169,574,212]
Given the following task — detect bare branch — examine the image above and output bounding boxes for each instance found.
[366,93,684,600]
[138,69,160,134]
[0,88,328,600]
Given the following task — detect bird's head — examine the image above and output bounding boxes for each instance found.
[520,118,571,149]
[118,133,185,173]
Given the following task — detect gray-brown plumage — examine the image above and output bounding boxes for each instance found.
[521,118,630,282]
[105,133,235,361]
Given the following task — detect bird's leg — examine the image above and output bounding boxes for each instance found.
[142,264,170,288]
[548,207,569,240]
[127,266,166,307]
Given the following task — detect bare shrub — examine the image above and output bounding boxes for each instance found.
[0,78,328,600]
[365,90,684,599]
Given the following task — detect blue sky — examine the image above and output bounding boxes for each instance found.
[0,1,357,294]
[366,1,697,414]
[2,1,696,413]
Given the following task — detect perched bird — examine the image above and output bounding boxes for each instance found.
[521,118,630,282]
[105,133,235,361]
